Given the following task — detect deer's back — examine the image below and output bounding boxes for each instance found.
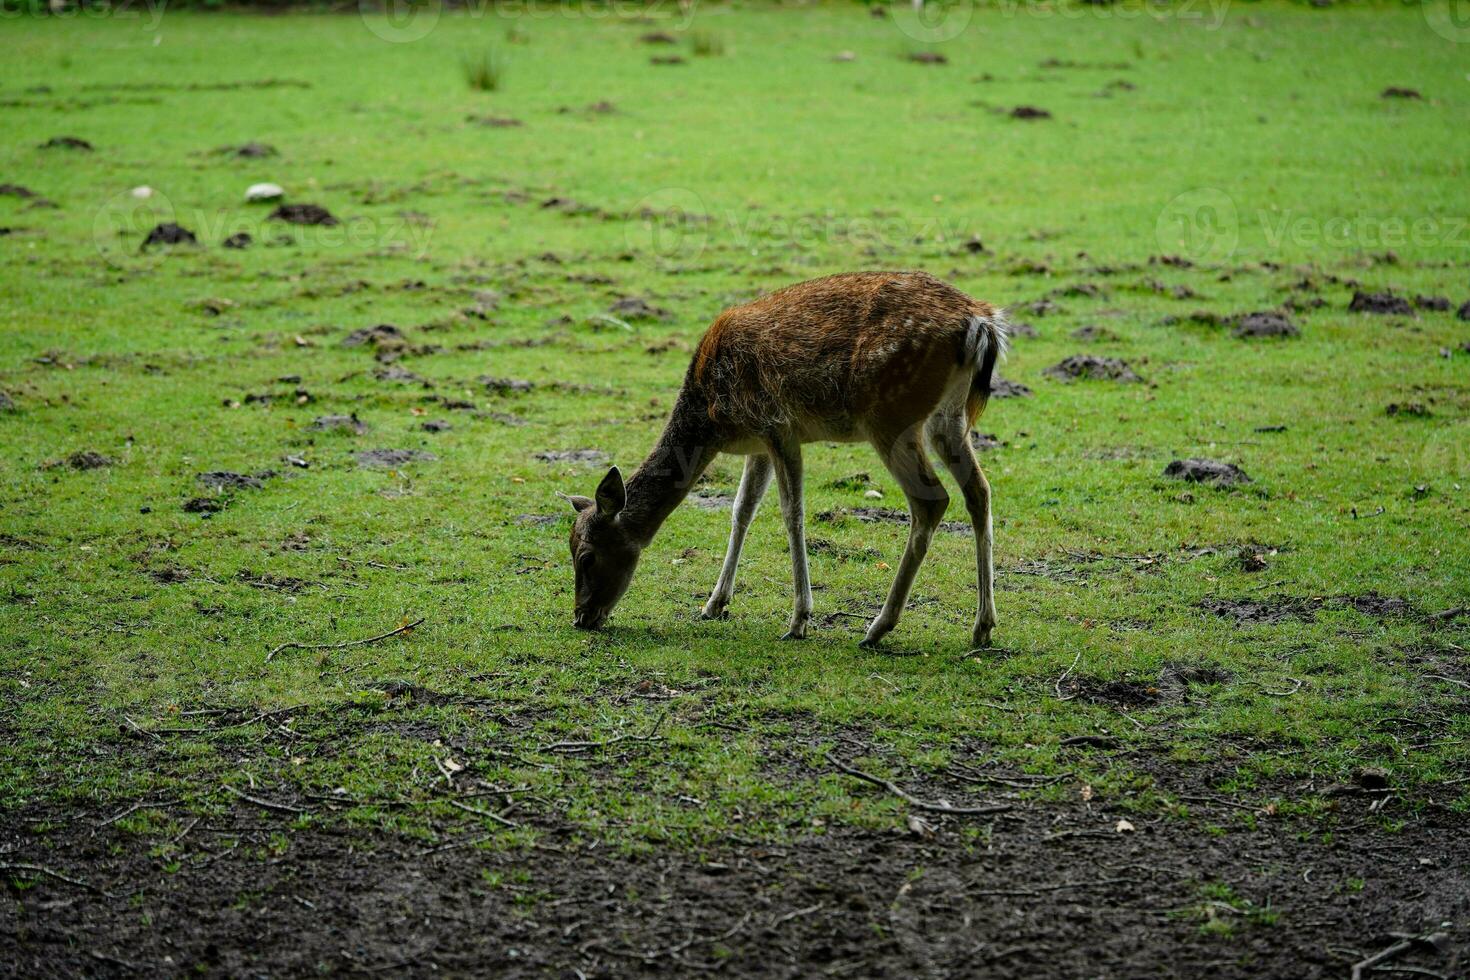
[689,271,995,440]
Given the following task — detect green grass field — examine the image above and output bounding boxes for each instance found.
[2,3,1468,974]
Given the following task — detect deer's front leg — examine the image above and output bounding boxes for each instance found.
[702,453,773,620]
[766,435,811,640]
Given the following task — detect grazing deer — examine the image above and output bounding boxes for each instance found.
[561,271,1007,648]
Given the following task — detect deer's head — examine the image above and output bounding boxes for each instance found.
[562,467,641,630]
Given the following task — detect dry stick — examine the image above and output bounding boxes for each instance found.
[1265,677,1304,697]
[1351,939,1416,980]
[1055,650,1083,701]
[968,876,1137,898]
[93,798,181,832]
[266,617,425,663]
[828,755,1012,816]
[0,862,112,897]
[222,783,306,814]
[1423,674,1469,690]
[445,798,519,829]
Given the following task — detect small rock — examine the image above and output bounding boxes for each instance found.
[1163,458,1251,486]
[1348,291,1412,315]
[960,235,985,254]
[833,51,857,62]
[130,186,154,200]
[141,223,198,250]
[245,182,285,203]
[863,489,884,500]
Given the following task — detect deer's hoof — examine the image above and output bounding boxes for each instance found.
[700,605,729,621]
[780,625,807,641]
[972,625,994,649]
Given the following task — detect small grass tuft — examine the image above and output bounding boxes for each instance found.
[461,48,504,92]
[689,30,725,57]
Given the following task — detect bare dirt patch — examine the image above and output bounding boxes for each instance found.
[1044,355,1142,383]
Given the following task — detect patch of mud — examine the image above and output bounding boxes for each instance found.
[1010,105,1051,119]
[140,223,198,250]
[1200,596,1320,625]
[269,203,339,226]
[468,115,524,128]
[1043,355,1141,383]
[535,449,608,466]
[421,419,452,433]
[1381,86,1422,99]
[639,30,677,43]
[181,497,224,515]
[907,51,948,65]
[688,491,734,510]
[222,232,252,249]
[1162,459,1251,486]
[1386,402,1431,418]
[308,414,368,434]
[971,432,1005,451]
[1415,295,1451,312]
[1007,320,1038,338]
[808,537,881,562]
[374,365,426,385]
[816,507,969,534]
[217,141,277,158]
[343,324,403,348]
[1349,291,1412,315]
[0,184,38,198]
[482,377,534,395]
[356,449,436,468]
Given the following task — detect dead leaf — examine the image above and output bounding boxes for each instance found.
[1115,818,1135,832]
[1080,784,1094,802]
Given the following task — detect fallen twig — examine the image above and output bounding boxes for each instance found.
[445,798,519,828]
[1351,934,1442,980]
[1264,677,1304,697]
[968,876,1137,898]
[0,862,112,897]
[222,783,306,814]
[1423,674,1469,690]
[1055,650,1083,701]
[266,617,425,663]
[94,798,181,833]
[828,755,1012,816]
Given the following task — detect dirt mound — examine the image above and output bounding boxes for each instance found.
[907,51,948,65]
[269,203,338,226]
[1070,325,1118,342]
[356,449,436,468]
[990,377,1032,398]
[1458,300,1470,321]
[609,296,672,321]
[61,450,114,470]
[469,115,523,128]
[1349,291,1412,315]
[650,55,686,65]
[639,30,677,43]
[1011,105,1051,119]
[421,419,452,433]
[1162,459,1251,486]
[1415,295,1451,312]
[0,391,14,411]
[222,232,252,249]
[140,223,198,250]
[308,414,368,434]
[373,365,425,384]
[1231,312,1298,339]
[1043,355,1141,383]
[1332,592,1412,618]
[0,184,37,198]
[343,324,404,347]
[1381,86,1422,99]
[219,141,277,158]
[40,136,92,151]
[1386,402,1430,417]
[197,470,271,490]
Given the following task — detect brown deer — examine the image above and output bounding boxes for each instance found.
[560,271,1007,649]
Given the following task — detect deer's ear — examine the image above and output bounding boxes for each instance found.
[595,466,626,517]
[557,491,595,513]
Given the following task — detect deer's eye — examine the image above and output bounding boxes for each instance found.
[577,553,595,573]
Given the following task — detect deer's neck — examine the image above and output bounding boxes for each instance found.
[621,387,721,546]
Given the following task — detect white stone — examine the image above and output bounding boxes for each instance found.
[245,182,285,203]
[130,186,154,199]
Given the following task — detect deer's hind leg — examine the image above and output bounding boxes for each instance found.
[860,425,949,648]
[701,453,773,620]
[926,411,998,648]
[765,433,812,640]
